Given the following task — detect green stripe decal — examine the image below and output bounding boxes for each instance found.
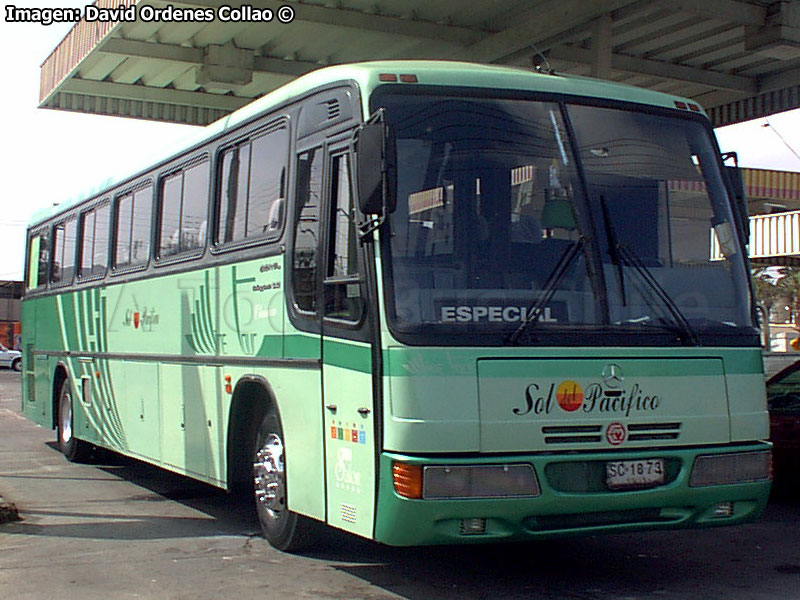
[283,334,372,373]
[477,358,722,378]
[284,334,319,359]
[255,335,282,358]
[324,339,372,373]
[383,347,764,377]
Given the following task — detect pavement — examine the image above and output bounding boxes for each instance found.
[3,368,800,600]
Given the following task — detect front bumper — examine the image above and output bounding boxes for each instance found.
[374,443,771,546]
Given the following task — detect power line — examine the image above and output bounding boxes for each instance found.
[762,119,800,163]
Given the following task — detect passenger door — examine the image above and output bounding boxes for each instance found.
[320,148,376,538]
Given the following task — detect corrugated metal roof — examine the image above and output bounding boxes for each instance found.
[37,0,800,126]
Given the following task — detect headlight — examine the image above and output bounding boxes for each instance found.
[689,451,771,487]
[423,464,540,499]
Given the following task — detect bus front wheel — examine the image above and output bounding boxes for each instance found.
[57,380,91,462]
[252,408,321,552]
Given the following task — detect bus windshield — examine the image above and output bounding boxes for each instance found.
[377,92,757,346]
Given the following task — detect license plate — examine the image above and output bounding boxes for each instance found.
[606,459,665,490]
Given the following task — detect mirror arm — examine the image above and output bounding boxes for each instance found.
[357,108,389,243]
[358,214,385,241]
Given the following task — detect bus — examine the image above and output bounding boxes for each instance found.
[21,60,771,551]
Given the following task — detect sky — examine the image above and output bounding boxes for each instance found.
[1,2,800,281]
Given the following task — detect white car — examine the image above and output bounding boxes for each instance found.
[0,344,21,371]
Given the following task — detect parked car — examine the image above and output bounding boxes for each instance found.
[0,344,21,371]
[766,361,800,492]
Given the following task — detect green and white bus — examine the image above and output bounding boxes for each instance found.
[22,60,771,551]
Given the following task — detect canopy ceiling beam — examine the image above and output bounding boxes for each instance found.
[549,44,758,93]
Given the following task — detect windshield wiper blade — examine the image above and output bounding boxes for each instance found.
[599,194,626,305]
[507,237,584,345]
[616,244,700,346]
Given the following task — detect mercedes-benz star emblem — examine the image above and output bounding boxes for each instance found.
[602,363,624,388]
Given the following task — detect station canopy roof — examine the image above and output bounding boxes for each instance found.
[39,0,800,127]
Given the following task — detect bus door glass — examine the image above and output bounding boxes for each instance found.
[320,150,375,538]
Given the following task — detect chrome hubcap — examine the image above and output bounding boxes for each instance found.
[253,433,285,519]
[60,392,72,444]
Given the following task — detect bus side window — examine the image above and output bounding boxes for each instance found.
[159,161,209,258]
[51,223,64,283]
[115,185,153,269]
[26,233,48,290]
[248,128,288,237]
[131,186,153,264]
[324,153,362,321]
[51,217,76,284]
[79,209,96,278]
[159,173,183,257]
[115,193,134,267]
[62,218,78,282]
[93,203,110,276]
[291,147,323,313]
[217,142,250,245]
[181,161,209,251]
[216,122,288,246]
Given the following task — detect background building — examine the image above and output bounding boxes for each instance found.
[0,281,22,349]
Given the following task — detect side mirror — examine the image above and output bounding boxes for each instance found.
[355,121,396,216]
[722,152,749,242]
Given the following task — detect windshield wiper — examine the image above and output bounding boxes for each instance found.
[615,244,700,346]
[507,237,584,345]
[599,195,626,305]
[597,194,697,346]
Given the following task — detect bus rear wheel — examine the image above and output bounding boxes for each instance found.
[252,408,321,552]
[57,380,91,462]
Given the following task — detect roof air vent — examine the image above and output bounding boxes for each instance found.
[326,99,341,120]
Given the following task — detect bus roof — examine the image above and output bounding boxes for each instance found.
[28,60,701,227]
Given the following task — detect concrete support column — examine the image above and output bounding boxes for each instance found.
[592,14,613,79]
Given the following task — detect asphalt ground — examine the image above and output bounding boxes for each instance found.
[2,368,800,600]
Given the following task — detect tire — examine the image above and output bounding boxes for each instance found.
[251,407,322,552]
[11,359,21,372]
[57,380,91,462]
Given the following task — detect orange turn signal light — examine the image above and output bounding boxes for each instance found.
[224,374,232,394]
[392,462,423,499]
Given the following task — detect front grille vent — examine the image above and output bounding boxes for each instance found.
[542,425,602,444]
[542,422,682,444]
[628,422,682,441]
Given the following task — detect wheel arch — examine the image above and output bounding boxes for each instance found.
[226,375,281,492]
[51,362,70,430]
